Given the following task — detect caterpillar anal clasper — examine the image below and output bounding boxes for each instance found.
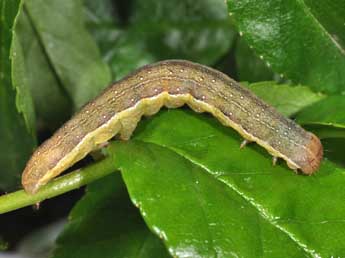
[22,60,323,194]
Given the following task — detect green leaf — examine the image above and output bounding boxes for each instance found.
[227,0,345,94]
[115,141,307,258]
[99,109,345,257]
[23,0,111,109]
[247,82,325,117]
[297,96,345,128]
[15,9,72,128]
[85,0,235,79]
[0,0,36,190]
[52,173,170,258]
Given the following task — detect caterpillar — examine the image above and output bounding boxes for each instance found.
[22,60,323,194]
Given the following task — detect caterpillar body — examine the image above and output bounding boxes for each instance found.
[22,60,323,194]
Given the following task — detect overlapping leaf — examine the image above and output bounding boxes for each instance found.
[248,82,325,117]
[297,96,345,128]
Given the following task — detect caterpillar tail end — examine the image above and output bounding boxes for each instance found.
[300,133,323,175]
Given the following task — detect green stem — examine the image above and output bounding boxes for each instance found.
[0,156,117,214]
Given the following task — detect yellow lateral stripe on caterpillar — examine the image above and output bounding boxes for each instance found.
[22,60,323,194]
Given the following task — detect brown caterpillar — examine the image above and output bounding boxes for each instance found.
[22,60,323,194]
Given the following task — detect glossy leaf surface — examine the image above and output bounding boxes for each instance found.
[227,0,345,94]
